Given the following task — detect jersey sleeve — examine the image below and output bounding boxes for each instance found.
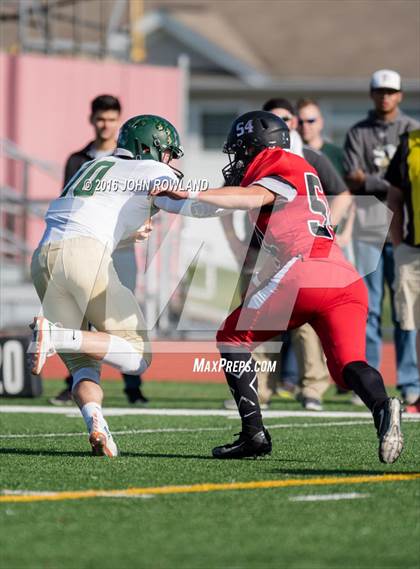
[252,176,297,202]
[154,196,229,218]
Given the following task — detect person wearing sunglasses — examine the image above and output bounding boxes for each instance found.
[297,98,345,178]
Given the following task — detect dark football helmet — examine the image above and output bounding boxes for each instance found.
[222,111,290,185]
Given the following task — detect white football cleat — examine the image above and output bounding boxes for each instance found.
[89,431,119,458]
[374,398,404,464]
[28,316,56,375]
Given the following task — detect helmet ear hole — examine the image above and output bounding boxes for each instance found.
[134,139,151,159]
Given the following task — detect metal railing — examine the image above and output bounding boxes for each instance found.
[0,138,60,280]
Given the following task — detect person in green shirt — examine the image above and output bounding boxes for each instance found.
[297,98,345,177]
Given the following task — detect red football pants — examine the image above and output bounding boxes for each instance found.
[216,257,368,388]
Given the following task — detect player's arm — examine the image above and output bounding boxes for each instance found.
[153,195,230,217]
[148,169,235,216]
[192,185,275,209]
[151,185,275,210]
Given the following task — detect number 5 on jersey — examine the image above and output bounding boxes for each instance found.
[305,172,334,240]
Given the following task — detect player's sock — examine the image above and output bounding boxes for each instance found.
[50,326,83,351]
[219,347,263,435]
[343,361,388,412]
[81,402,111,436]
[122,373,141,390]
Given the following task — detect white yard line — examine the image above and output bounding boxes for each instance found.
[1,406,419,423]
[3,405,420,419]
[268,420,372,429]
[0,489,156,500]
[1,490,57,496]
[0,427,228,439]
[0,490,371,502]
[0,419,395,439]
[289,492,370,502]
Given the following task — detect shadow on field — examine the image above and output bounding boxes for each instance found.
[0,447,309,462]
[117,451,312,461]
[0,448,87,458]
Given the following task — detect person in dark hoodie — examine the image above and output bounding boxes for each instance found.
[344,70,420,406]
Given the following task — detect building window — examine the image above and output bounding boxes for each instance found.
[201,112,238,150]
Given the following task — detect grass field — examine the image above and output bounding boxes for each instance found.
[1,380,419,569]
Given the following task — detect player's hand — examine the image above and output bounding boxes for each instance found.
[134,218,153,241]
[117,219,153,248]
[149,186,189,200]
[347,169,366,191]
[353,169,366,183]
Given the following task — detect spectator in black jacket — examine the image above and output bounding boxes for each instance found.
[49,95,149,406]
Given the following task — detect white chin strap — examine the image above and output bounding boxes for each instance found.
[114,147,134,158]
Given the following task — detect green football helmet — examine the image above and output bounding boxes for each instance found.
[116,114,184,163]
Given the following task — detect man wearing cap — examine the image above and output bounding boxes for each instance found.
[344,70,420,405]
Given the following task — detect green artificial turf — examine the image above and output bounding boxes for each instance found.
[1,381,419,569]
[0,377,381,411]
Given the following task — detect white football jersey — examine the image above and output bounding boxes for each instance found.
[39,157,227,251]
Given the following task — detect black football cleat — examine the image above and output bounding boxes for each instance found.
[124,387,149,405]
[373,397,404,464]
[212,428,272,459]
[49,387,74,406]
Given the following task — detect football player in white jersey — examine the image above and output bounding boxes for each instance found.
[29,115,226,457]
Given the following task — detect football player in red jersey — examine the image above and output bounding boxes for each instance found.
[151,111,403,464]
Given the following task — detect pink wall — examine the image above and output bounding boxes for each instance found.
[0,53,183,247]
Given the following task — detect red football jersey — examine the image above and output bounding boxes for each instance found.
[242,147,346,264]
